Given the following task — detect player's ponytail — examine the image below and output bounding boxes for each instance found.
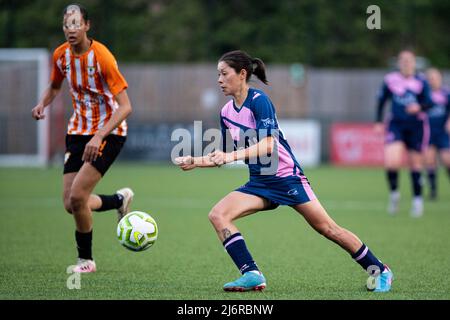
[219,50,269,85]
[251,58,268,85]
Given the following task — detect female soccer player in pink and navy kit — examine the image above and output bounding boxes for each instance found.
[375,50,432,217]
[176,50,393,293]
[424,68,450,199]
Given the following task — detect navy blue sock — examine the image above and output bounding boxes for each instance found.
[223,233,259,274]
[75,230,93,260]
[351,244,385,275]
[95,194,123,212]
[427,169,436,194]
[410,170,422,197]
[387,170,398,191]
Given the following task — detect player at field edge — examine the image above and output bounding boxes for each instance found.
[31,3,134,273]
[374,50,433,217]
[424,68,450,200]
[175,50,394,292]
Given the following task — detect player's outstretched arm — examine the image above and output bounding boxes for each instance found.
[31,83,61,120]
[174,155,217,171]
[209,136,274,166]
[176,136,274,170]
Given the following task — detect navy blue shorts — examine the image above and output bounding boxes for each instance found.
[429,128,450,150]
[385,117,429,152]
[235,175,317,210]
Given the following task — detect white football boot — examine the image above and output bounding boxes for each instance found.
[387,191,400,215]
[72,258,97,273]
[410,196,424,218]
[116,188,134,222]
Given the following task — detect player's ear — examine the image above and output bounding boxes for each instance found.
[85,20,91,32]
[239,69,247,81]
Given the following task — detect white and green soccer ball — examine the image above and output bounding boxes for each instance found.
[117,211,158,252]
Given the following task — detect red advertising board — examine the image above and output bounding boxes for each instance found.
[330,123,385,166]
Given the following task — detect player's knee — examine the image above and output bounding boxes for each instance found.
[208,206,227,227]
[69,191,87,212]
[63,200,73,214]
[410,159,423,171]
[62,193,73,214]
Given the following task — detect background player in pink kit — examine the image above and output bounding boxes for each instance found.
[374,50,432,217]
[176,50,393,293]
[424,68,450,199]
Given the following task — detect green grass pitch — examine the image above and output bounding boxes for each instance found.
[0,164,449,300]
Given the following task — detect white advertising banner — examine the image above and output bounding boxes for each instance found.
[278,119,321,167]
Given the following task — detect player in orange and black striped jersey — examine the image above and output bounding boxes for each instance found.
[31,3,134,273]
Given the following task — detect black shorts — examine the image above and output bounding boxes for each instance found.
[64,134,126,176]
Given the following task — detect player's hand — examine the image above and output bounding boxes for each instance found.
[373,123,384,134]
[208,150,234,166]
[208,150,225,166]
[82,135,103,163]
[406,103,421,114]
[175,156,196,171]
[31,103,46,120]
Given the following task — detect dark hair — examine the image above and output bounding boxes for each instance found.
[219,50,268,85]
[63,3,89,22]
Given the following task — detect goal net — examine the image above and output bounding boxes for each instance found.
[0,48,50,167]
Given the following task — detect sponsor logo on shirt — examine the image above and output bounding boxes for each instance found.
[261,118,275,127]
[428,104,446,118]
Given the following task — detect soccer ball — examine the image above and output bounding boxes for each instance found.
[117,211,158,251]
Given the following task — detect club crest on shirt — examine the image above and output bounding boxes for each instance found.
[87,65,96,76]
[64,63,71,74]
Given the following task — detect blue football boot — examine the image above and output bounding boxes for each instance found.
[367,265,394,292]
[223,271,266,292]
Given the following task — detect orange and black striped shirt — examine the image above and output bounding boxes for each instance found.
[51,40,128,136]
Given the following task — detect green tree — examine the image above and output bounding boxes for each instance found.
[1,0,448,67]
